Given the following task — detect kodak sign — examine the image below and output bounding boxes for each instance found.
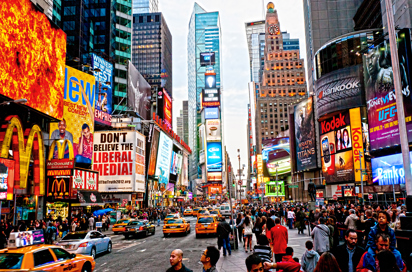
[320,111,350,135]
[349,108,367,183]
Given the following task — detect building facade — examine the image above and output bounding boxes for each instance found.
[177,110,184,139]
[182,100,189,144]
[132,0,158,15]
[245,20,265,83]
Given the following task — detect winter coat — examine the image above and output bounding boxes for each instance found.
[301,250,319,272]
[332,244,365,272]
[310,224,330,253]
[345,213,359,230]
[366,225,396,251]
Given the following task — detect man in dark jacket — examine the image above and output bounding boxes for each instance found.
[217,217,232,256]
[362,209,376,247]
[166,249,193,272]
[332,229,365,272]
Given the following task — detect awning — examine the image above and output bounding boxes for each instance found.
[72,190,104,206]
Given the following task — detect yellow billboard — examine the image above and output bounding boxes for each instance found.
[257,154,263,187]
[50,66,95,164]
[349,108,367,182]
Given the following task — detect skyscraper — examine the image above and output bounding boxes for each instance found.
[187,3,222,182]
[245,20,265,83]
[182,100,189,144]
[177,110,184,139]
[132,0,158,15]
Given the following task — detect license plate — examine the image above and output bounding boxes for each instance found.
[170,226,177,228]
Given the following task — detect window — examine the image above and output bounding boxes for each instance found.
[0,254,24,269]
[51,248,71,261]
[33,250,55,267]
[63,6,75,16]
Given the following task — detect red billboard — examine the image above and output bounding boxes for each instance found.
[163,89,172,130]
[0,0,66,119]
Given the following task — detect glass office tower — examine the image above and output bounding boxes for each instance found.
[187,3,222,182]
[132,0,158,14]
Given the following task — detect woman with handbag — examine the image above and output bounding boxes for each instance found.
[253,217,262,241]
[242,215,253,252]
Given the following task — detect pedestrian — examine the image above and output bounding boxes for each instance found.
[45,223,56,244]
[310,218,330,256]
[236,213,244,243]
[61,220,68,238]
[344,209,359,230]
[331,229,365,272]
[313,252,341,272]
[287,208,295,229]
[245,254,264,272]
[200,246,220,272]
[253,234,272,264]
[263,247,301,272]
[296,207,306,234]
[266,218,288,263]
[88,216,94,231]
[216,217,232,256]
[71,220,77,232]
[240,215,253,252]
[361,209,376,247]
[301,241,320,272]
[166,249,193,272]
[253,217,262,241]
[326,218,335,249]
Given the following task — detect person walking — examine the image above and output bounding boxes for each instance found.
[313,252,342,272]
[216,217,232,256]
[88,216,94,231]
[200,246,220,272]
[252,217,262,241]
[253,234,272,264]
[166,249,193,272]
[266,218,288,263]
[332,229,365,272]
[263,247,301,272]
[344,209,359,230]
[287,208,295,229]
[236,213,244,244]
[242,215,253,253]
[310,218,330,256]
[301,241,320,272]
[296,207,306,234]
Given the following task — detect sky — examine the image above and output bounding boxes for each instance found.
[159,0,306,177]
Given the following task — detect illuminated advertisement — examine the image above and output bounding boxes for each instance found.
[0,0,66,119]
[175,154,183,174]
[206,119,221,141]
[163,89,172,130]
[257,154,263,187]
[200,52,216,66]
[170,151,177,175]
[93,131,144,192]
[206,142,222,172]
[92,54,113,126]
[0,158,15,200]
[207,172,222,182]
[202,88,221,107]
[155,132,173,189]
[265,181,285,196]
[127,61,151,120]
[315,65,364,117]
[294,97,317,171]
[262,138,291,176]
[371,151,412,186]
[205,74,216,89]
[182,154,189,186]
[204,107,219,119]
[148,128,160,176]
[350,108,368,182]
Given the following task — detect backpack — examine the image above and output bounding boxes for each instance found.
[47,227,53,235]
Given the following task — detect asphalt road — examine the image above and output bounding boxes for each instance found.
[92,216,311,272]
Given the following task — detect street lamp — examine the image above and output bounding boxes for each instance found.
[275,163,279,208]
[0,98,27,106]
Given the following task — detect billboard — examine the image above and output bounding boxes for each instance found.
[204,107,219,119]
[92,54,113,126]
[205,74,217,89]
[135,132,146,192]
[206,142,222,172]
[200,52,216,66]
[262,138,291,176]
[265,181,285,196]
[0,0,66,120]
[72,169,99,191]
[207,172,222,182]
[148,128,160,176]
[0,159,15,200]
[182,154,189,186]
[93,131,143,192]
[155,132,173,189]
[127,61,151,120]
[163,89,172,130]
[206,119,221,141]
[315,65,364,117]
[202,88,221,107]
[371,151,412,185]
[50,66,95,165]
[349,108,368,183]
[294,97,317,171]
[170,151,177,175]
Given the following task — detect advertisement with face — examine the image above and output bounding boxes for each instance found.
[265,181,285,196]
[127,61,151,120]
[92,54,113,126]
[163,89,172,130]
[148,129,160,176]
[155,132,173,190]
[335,126,351,151]
[206,142,222,172]
[207,172,222,182]
[0,0,66,120]
[294,97,317,171]
[371,151,412,186]
[0,158,15,200]
[206,119,221,141]
[50,66,95,165]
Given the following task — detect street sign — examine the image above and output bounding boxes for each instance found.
[289,185,299,188]
[333,195,337,200]
[238,180,242,185]
[368,194,373,200]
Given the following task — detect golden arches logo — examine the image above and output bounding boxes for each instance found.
[48,178,68,197]
[48,139,74,161]
[0,116,45,195]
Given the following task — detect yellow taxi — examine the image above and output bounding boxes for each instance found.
[163,218,191,237]
[164,214,180,225]
[111,218,132,234]
[183,209,193,216]
[192,207,201,217]
[197,209,210,218]
[0,244,95,271]
[210,209,223,218]
[195,215,219,238]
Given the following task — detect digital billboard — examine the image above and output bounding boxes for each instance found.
[155,132,173,189]
[135,132,146,192]
[206,142,222,172]
[207,172,222,182]
[205,74,216,89]
[315,65,364,117]
[262,138,291,176]
[0,158,15,200]
[371,151,412,186]
[163,89,172,130]
[0,0,66,119]
[294,97,317,171]
[170,151,177,175]
[50,66,95,165]
[200,52,216,66]
[92,54,113,126]
[265,181,285,197]
[148,128,160,176]
[182,154,189,186]
[350,108,367,183]
[202,88,221,107]
[127,61,151,120]
[204,107,219,119]
[206,119,221,141]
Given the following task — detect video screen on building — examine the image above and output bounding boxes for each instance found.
[262,138,291,176]
[200,52,216,66]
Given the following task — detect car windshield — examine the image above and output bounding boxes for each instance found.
[193,208,199,211]
[168,219,183,224]
[0,253,24,269]
[116,219,130,224]
[62,233,87,240]
[185,209,192,211]
[128,221,143,226]
[198,217,214,224]
[166,215,175,219]
[199,210,206,214]
[210,211,218,214]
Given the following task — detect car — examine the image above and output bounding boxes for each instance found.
[220,205,232,217]
[57,231,112,259]
[210,209,223,218]
[183,209,193,216]
[123,220,155,239]
[0,244,96,271]
[197,209,209,217]
[195,215,219,238]
[163,218,191,237]
[164,214,180,224]
[111,219,131,234]
[192,207,201,217]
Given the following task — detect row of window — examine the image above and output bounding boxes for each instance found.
[135,15,161,24]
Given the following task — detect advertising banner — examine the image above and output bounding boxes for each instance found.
[92,54,113,126]
[294,97,316,171]
[175,154,183,174]
[0,0,66,120]
[47,177,71,199]
[204,107,219,119]
[262,138,291,176]
[170,151,177,175]
[200,52,216,66]
[163,89,172,130]
[265,181,285,196]
[73,169,98,191]
[127,61,151,120]
[0,158,15,200]
[50,66,95,165]
[182,154,189,187]
[205,74,216,89]
[155,132,173,189]
[148,129,160,176]
[93,131,136,192]
[135,132,146,192]
[257,154,263,188]
[349,108,367,182]
[206,142,222,172]
[207,172,222,182]
[371,151,412,185]
[206,119,221,141]
[202,88,221,107]
[315,65,364,117]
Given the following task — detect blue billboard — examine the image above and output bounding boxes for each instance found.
[205,107,219,119]
[206,142,222,172]
[371,151,412,185]
[155,132,173,188]
[92,54,113,126]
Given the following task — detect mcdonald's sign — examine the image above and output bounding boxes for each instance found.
[0,116,45,197]
[47,140,74,170]
[47,177,70,199]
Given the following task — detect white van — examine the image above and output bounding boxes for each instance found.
[220,205,231,217]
